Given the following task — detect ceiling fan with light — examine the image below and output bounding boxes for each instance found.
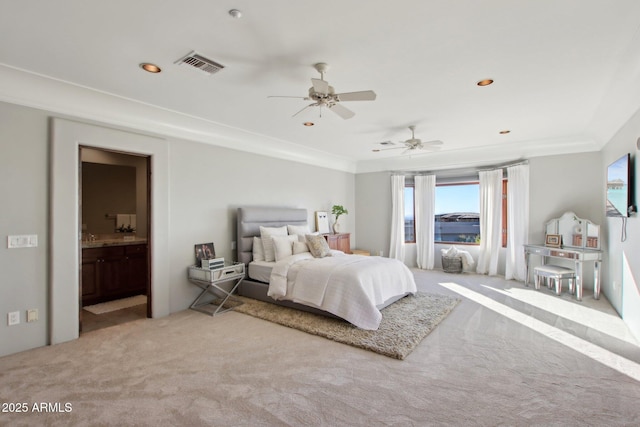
[269,62,376,119]
[375,126,443,154]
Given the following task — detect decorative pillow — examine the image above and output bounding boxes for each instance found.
[260,226,288,262]
[272,235,298,261]
[292,241,310,255]
[305,234,331,258]
[252,236,265,262]
[287,224,311,237]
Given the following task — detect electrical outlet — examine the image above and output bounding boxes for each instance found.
[8,311,20,326]
[231,241,237,250]
[27,309,38,322]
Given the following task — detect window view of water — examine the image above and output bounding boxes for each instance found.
[607,186,628,216]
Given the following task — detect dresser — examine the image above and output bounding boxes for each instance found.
[323,233,351,254]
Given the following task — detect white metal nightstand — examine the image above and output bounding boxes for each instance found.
[187,263,245,316]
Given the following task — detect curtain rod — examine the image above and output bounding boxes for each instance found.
[389,159,528,175]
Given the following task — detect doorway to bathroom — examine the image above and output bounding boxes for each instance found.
[79,147,151,333]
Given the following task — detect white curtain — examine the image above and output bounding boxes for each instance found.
[505,164,529,281]
[476,169,503,275]
[389,175,405,261]
[415,175,436,269]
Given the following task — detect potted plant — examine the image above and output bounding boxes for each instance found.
[331,205,348,233]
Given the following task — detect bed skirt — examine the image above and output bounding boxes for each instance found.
[238,279,342,319]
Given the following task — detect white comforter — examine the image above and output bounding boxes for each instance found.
[267,253,417,330]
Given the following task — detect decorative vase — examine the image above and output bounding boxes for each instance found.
[332,221,341,234]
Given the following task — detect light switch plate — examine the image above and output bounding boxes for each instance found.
[7,234,38,248]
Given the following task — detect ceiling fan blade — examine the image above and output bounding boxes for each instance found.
[421,145,442,151]
[268,95,309,99]
[311,78,329,95]
[423,139,444,146]
[334,90,377,102]
[291,103,316,118]
[377,146,405,151]
[329,103,355,119]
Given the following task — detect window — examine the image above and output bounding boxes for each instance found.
[435,182,480,244]
[404,179,508,246]
[404,186,415,243]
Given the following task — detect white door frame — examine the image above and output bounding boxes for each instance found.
[51,118,170,344]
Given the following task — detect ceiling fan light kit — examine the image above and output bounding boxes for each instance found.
[269,62,376,120]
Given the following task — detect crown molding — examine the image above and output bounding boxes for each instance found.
[0,64,357,173]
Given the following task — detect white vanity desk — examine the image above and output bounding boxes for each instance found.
[524,212,603,300]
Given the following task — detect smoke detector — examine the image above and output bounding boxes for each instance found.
[175,51,225,75]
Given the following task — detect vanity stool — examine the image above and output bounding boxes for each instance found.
[533,265,579,299]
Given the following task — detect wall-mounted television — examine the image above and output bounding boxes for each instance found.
[606,153,634,217]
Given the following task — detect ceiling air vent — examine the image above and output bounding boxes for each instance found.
[175,51,225,75]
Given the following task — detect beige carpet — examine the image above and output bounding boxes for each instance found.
[83,295,147,314]
[231,293,460,359]
[1,270,639,426]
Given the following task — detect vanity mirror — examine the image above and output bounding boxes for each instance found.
[545,211,600,250]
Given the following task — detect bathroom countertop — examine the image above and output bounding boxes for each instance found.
[82,238,147,249]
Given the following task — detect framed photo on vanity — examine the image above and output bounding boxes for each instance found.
[545,234,562,248]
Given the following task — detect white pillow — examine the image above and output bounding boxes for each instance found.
[252,237,265,262]
[260,226,288,262]
[287,224,311,237]
[293,241,310,254]
[272,235,298,261]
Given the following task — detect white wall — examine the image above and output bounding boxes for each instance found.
[0,102,49,356]
[601,107,640,339]
[0,101,355,357]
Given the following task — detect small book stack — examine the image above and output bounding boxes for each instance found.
[201,257,225,269]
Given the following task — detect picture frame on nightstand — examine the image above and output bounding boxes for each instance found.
[315,211,330,234]
[195,242,216,265]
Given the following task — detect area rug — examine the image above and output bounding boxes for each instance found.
[83,295,147,315]
[232,292,460,360]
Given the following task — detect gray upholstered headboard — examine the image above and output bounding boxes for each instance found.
[237,207,308,266]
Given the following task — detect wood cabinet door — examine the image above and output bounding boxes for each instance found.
[81,259,99,300]
[125,245,148,293]
[100,255,126,296]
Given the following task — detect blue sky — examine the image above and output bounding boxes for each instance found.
[405,184,480,218]
[608,154,628,183]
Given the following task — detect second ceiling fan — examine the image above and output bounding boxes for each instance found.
[269,62,376,119]
[376,126,444,154]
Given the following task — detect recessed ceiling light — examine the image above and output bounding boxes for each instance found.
[499,130,511,134]
[140,63,161,73]
[228,9,242,18]
[477,79,494,87]
[303,122,314,126]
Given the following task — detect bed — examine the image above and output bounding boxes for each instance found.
[236,206,417,330]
